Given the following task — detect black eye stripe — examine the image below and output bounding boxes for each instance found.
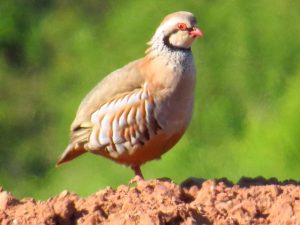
[178,27,194,32]
[187,27,193,32]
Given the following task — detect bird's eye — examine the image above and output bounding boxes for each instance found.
[177,23,187,31]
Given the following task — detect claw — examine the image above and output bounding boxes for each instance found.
[129,175,144,184]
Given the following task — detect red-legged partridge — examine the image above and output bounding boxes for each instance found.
[57,11,203,179]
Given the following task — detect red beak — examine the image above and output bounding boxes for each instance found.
[189,27,204,37]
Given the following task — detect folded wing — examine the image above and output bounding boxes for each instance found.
[87,85,162,158]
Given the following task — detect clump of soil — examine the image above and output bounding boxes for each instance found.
[1,177,300,224]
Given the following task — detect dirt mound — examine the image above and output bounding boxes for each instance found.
[1,177,300,224]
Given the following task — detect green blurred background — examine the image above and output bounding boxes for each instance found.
[0,0,299,199]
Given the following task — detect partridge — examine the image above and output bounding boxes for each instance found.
[57,11,203,179]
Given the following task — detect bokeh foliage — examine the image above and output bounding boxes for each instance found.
[0,0,299,199]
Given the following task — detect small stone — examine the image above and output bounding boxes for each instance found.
[0,191,12,211]
[59,190,69,198]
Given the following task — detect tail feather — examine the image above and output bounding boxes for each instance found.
[56,127,92,166]
[56,144,86,166]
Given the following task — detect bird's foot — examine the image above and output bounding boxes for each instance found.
[129,175,144,185]
[129,165,144,185]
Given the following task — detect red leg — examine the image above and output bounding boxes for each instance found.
[131,165,144,180]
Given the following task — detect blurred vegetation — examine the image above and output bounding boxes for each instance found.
[0,0,299,199]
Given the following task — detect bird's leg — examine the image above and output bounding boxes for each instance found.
[132,165,144,179]
[130,165,144,183]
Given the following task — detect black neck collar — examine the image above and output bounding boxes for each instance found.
[163,36,191,53]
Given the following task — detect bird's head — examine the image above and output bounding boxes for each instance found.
[148,11,203,52]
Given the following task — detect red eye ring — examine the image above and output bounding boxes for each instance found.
[177,23,187,31]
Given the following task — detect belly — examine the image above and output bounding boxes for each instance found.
[91,129,185,166]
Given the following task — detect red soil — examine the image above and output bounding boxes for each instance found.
[1,177,300,224]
